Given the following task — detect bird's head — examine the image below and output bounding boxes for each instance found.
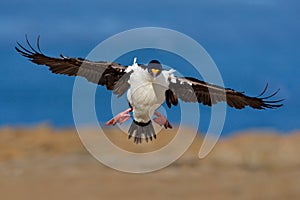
[147,60,162,78]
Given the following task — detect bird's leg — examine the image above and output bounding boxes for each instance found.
[106,108,133,126]
[153,111,172,129]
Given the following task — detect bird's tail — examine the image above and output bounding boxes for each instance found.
[128,120,156,144]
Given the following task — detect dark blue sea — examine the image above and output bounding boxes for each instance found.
[0,0,299,136]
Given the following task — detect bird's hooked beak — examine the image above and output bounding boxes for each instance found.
[151,68,160,78]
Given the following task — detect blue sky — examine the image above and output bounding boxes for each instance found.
[0,0,299,135]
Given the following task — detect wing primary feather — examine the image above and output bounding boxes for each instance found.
[36,35,43,54]
[25,34,38,54]
[16,42,33,55]
[263,99,284,103]
[261,88,280,100]
[256,83,268,97]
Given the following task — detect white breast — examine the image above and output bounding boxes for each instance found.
[126,66,171,123]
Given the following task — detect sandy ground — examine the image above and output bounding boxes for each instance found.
[1,125,300,200]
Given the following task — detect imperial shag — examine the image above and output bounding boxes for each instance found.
[16,37,283,143]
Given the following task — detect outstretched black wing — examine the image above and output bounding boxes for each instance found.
[166,76,283,110]
[15,36,130,96]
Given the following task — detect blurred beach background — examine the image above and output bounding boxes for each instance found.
[1,0,300,199]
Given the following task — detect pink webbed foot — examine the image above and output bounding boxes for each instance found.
[153,111,172,129]
[106,108,133,126]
